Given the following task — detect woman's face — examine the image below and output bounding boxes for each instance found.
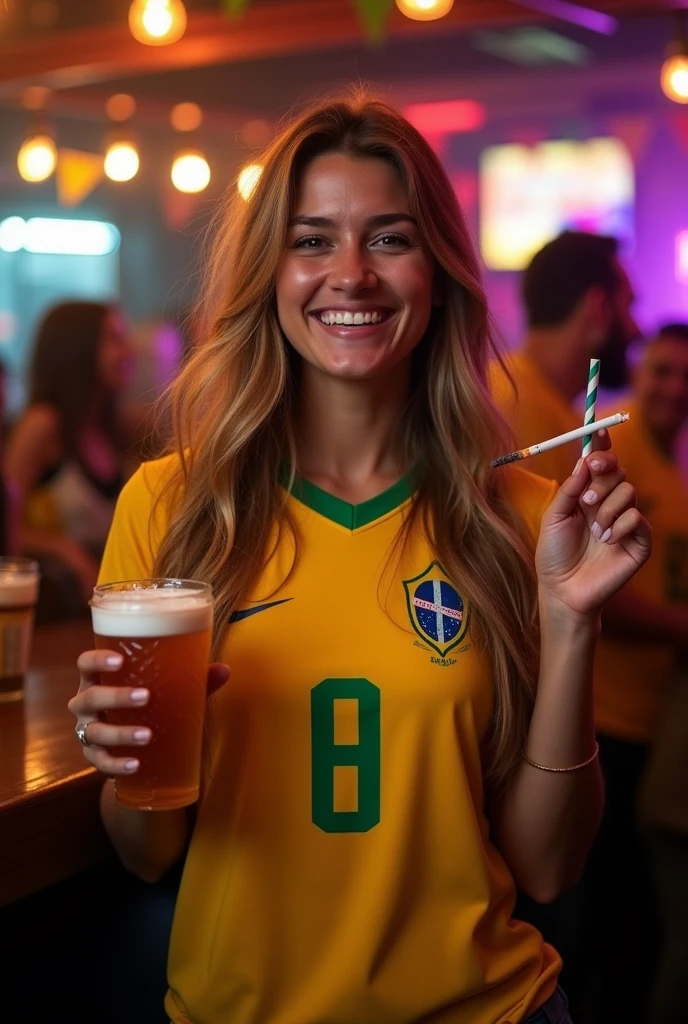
[98,308,135,392]
[276,152,436,381]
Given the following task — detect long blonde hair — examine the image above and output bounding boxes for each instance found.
[154,91,538,787]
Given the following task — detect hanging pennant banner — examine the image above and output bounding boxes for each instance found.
[354,0,394,43]
[56,149,104,207]
[221,0,252,15]
[608,114,653,164]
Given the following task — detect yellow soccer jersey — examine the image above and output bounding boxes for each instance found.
[594,402,688,744]
[100,457,560,1024]
[491,351,581,486]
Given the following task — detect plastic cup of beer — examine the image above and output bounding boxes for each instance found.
[0,558,40,703]
[90,579,213,811]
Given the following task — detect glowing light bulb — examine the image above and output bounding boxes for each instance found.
[661,54,688,104]
[237,163,263,201]
[171,149,210,193]
[104,142,140,182]
[128,0,187,46]
[17,134,57,182]
[395,0,454,22]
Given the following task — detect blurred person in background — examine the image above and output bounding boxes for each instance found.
[0,359,19,556]
[584,323,688,1024]
[491,231,641,1016]
[491,230,639,484]
[5,301,136,619]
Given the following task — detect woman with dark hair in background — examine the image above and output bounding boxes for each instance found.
[5,301,136,617]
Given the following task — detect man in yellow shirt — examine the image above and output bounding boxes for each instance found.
[582,324,688,1023]
[491,231,639,485]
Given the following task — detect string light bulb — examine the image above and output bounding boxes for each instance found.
[171,149,210,193]
[395,0,454,22]
[17,134,57,182]
[661,54,688,104]
[661,13,688,105]
[128,0,187,46]
[104,141,140,182]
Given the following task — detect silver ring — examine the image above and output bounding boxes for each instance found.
[75,721,91,747]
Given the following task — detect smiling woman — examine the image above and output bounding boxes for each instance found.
[278,156,434,380]
[67,90,651,1024]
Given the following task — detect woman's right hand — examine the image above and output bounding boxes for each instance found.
[67,651,231,778]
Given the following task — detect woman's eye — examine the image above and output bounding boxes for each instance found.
[373,233,410,249]
[293,235,325,250]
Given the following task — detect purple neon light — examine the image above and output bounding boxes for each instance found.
[678,231,688,285]
[513,0,619,35]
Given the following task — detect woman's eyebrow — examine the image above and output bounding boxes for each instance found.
[288,213,418,229]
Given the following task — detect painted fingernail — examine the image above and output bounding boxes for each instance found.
[124,760,139,772]
[591,521,602,539]
[590,460,604,472]
[130,689,149,703]
[600,527,613,543]
[133,729,151,744]
[573,458,583,475]
[582,490,598,505]
[106,655,123,667]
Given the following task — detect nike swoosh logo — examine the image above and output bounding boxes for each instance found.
[229,598,293,624]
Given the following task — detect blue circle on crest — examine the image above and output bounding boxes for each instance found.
[414,580,463,645]
[402,562,468,657]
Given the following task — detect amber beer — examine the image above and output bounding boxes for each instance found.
[91,580,213,810]
[0,559,40,703]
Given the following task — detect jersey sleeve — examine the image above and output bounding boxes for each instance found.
[98,455,179,585]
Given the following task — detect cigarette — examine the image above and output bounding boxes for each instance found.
[582,358,600,457]
[491,411,630,468]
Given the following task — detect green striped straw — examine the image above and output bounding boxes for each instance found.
[582,358,600,456]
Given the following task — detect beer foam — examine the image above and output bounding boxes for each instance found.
[0,573,39,608]
[91,587,213,638]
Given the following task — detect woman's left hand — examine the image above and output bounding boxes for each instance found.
[535,444,652,620]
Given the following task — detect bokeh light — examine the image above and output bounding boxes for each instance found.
[237,163,263,201]
[661,54,688,104]
[104,142,140,182]
[171,150,210,193]
[395,0,454,22]
[129,0,187,46]
[106,94,137,122]
[17,135,57,182]
[170,102,203,132]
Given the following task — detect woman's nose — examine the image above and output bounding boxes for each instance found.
[327,245,377,293]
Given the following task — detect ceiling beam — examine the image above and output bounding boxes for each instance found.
[0,0,673,97]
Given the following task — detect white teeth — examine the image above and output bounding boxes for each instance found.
[317,310,386,325]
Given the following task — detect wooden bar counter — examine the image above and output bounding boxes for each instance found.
[0,620,110,907]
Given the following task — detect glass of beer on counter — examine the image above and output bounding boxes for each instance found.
[90,579,213,810]
[0,558,40,703]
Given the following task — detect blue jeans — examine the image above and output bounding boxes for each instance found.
[524,986,573,1024]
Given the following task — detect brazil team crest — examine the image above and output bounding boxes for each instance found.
[403,562,469,657]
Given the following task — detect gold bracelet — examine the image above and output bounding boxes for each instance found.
[522,741,599,773]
